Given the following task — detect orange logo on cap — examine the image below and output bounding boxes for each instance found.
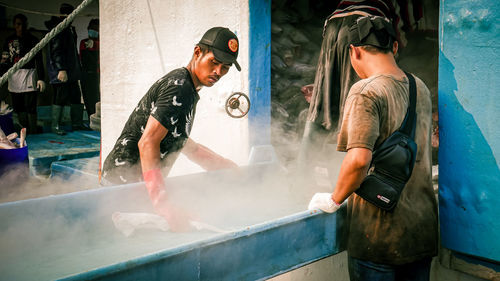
[228,39,238,52]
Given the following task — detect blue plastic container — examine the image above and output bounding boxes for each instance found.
[0,138,29,179]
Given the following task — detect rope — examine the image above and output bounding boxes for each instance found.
[0,0,95,87]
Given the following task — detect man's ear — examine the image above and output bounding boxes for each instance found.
[350,44,361,59]
[193,46,202,58]
[392,41,399,55]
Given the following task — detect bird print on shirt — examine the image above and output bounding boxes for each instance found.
[103,68,199,183]
[185,108,194,136]
[172,96,182,106]
[172,127,181,138]
[120,138,129,146]
[173,79,184,85]
[151,101,158,114]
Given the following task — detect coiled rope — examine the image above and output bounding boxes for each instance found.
[0,0,95,87]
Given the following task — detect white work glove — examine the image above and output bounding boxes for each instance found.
[57,70,68,82]
[308,193,341,213]
[37,80,45,92]
[111,212,170,237]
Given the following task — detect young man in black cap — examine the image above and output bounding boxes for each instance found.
[308,16,437,280]
[102,27,241,231]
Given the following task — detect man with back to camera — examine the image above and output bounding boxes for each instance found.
[102,27,241,231]
[308,16,438,280]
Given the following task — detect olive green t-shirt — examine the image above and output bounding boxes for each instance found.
[337,74,438,265]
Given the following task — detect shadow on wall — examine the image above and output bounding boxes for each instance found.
[438,51,500,261]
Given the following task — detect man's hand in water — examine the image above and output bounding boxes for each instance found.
[143,168,195,232]
[156,202,194,232]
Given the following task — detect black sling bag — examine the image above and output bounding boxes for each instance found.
[354,72,418,211]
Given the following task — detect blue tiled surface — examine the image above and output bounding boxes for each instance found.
[50,156,100,181]
[37,105,90,133]
[26,131,100,176]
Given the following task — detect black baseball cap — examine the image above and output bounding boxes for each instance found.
[348,16,396,50]
[199,27,241,71]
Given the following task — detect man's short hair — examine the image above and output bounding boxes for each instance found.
[88,18,99,30]
[360,44,393,54]
[13,14,27,27]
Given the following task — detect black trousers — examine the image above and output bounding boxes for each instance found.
[81,72,100,116]
[52,81,81,106]
[10,91,37,114]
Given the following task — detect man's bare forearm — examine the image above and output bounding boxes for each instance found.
[138,137,162,173]
[332,148,372,204]
[183,138,237,170]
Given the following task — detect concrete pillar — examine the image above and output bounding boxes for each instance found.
[438,0,500,269]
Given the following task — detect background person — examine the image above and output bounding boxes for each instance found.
[45,3,84,135]
[1,13,45,134]
[79,18,100,119]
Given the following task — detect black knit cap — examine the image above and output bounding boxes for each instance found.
[348,16,396,50]
[199,27,241,71]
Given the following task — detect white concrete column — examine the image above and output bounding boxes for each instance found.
[100,0,250,176]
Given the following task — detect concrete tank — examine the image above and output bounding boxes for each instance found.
[0,164,346,280]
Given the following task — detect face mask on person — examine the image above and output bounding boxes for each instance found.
[88,29,98,38]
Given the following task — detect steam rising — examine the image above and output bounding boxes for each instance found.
[0,116,345,280]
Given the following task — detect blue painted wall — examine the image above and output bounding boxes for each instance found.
[438,0,500,262]
[248,0,271,146]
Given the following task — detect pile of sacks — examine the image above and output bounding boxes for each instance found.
[270,3,331,161]
[271,8,321,126]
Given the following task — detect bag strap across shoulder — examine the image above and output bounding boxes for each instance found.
[400,71,417,139]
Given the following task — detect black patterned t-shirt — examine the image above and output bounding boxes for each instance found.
[102,67,199,184]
